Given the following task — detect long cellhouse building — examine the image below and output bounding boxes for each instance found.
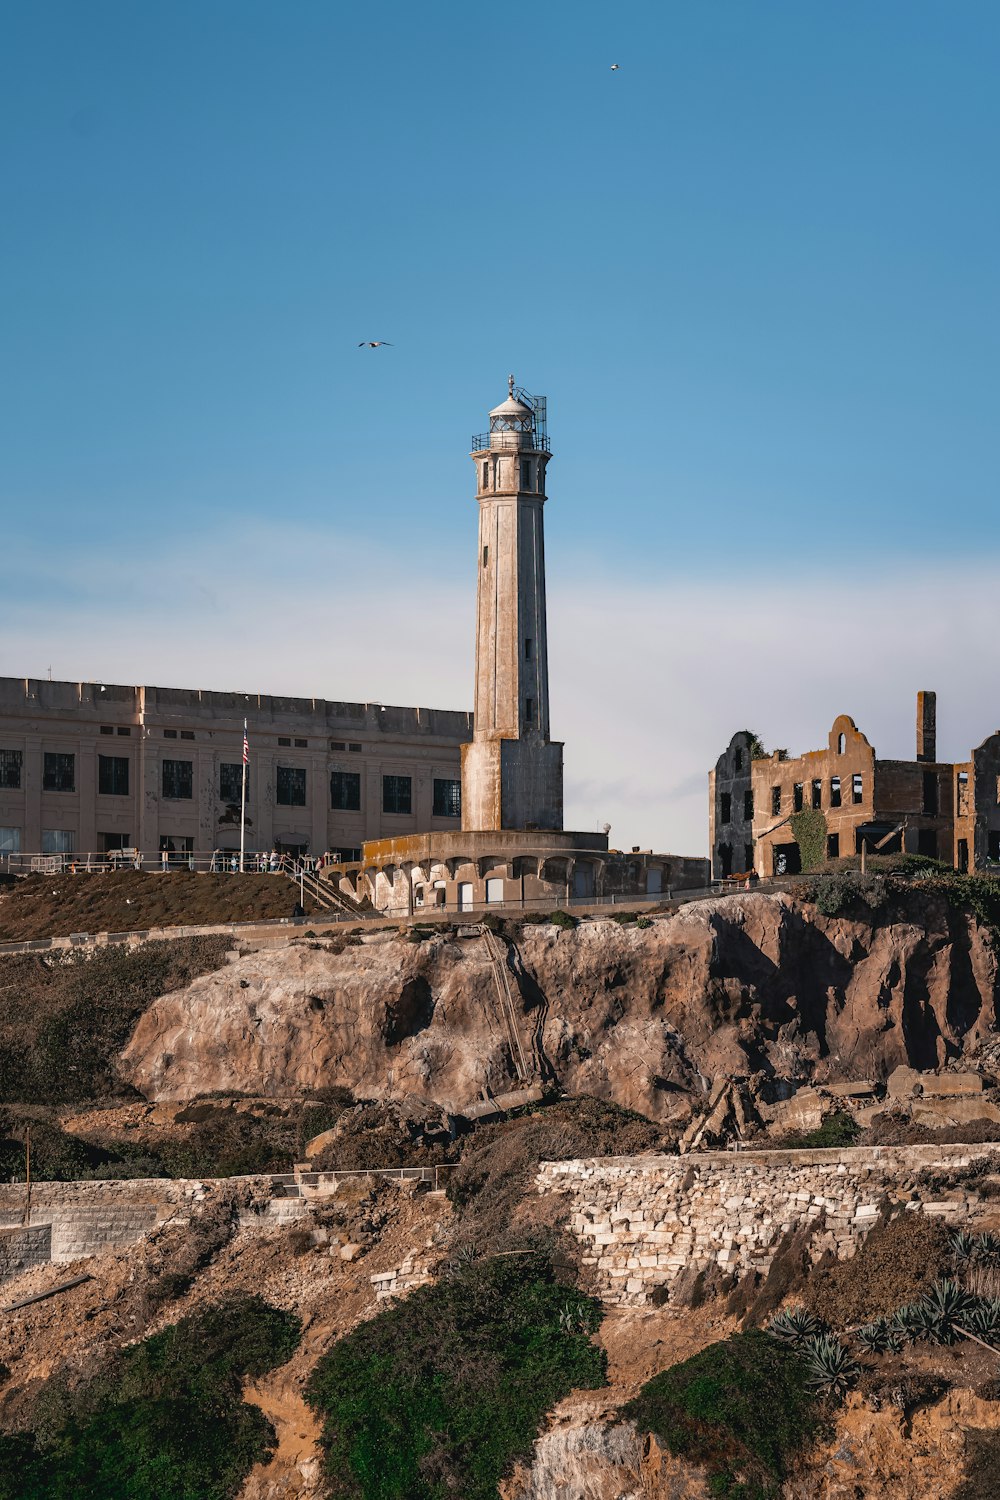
[0,677,470,863]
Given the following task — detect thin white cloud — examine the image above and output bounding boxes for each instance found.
[3,523,997,856]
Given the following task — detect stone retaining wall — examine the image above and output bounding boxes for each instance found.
[0,1224,52,1284]
[538,1145,1000,1306]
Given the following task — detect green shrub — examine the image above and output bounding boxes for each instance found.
[636,915,652,929]
[306,1252,605,1500]
[777,1112,860,1151]
[548,909,578,930]
[0,938,232,1106]
[813,872,889,916]
[623,1331,820,1498]
[0,1295,301,1500]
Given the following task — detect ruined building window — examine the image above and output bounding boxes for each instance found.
[918,829,938,858]
[220,763,247,804]
[98,755,129,797]
[922,771,939,817]
[525,698,534,724]
[771,786,781,815]
[744,843,753,870]
[382,775,412,815]
[958,838,969,873]
[161,759,193,801]
[811,779,822,809]
[827,833,840,859]
[331,771,361,811]
[524,638,533,660]
[734,749,743,771]
[743,789,753,820]
[44,752,75,793]
[793,783,804,812]
[0,750,22,790]
[720,792,732,825]
[521,460,531,490]
[853,774,863,805]
[838,733,846,754]
[277,766,306,806]
[482,546,489,569]
[830,776,842,808]
[957,772,969,816]
[433,778,461,818]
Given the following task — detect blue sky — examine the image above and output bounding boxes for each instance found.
[2,2,998,851]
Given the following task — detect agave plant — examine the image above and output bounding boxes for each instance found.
[801,1334,860,1398]
[767,1306,823,1349]
[914,1279,978,1345]
[973,1232,1000,1269]
[951,1229,976,1267]
[855,1318,903,1355]
[959,1299,1000,1346]
[890,1302,930,1344]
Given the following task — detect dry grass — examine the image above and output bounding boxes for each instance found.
[802,1212,952,1327]
[0,871,314,943]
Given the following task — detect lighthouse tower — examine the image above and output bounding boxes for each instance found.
[461,378,564,832]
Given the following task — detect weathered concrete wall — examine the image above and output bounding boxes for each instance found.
[539,1144,998,1306]
[0,1224,52,1285]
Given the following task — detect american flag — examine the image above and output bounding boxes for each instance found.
[242,720,249,765]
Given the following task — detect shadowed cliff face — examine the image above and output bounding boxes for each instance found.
[118,893,999,1115]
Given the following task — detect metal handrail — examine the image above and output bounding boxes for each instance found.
[470,431,551,454]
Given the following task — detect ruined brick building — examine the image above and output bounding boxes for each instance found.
[710,691,1000,878]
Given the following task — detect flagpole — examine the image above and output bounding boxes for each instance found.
[239,719,248,874]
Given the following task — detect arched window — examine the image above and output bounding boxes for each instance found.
[837,733,846,754]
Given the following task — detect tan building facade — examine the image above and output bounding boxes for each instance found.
[710,691,1000,878]
[0,677,470,865]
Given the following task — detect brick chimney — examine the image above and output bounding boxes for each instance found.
[916,690,937,763]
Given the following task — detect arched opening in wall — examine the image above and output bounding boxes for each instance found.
[838,733,846,754]
[717,842,733,878]
[572,864,595,899]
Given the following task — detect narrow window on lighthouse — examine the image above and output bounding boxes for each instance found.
[482,546,489,569]
[525,698,534,724]
[482,461,488,487]
[520,460,531,490]
[524,638,532,660]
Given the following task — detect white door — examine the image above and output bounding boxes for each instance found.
[486,877,504,904]
[458,882,474,910]
[646,868,662,895]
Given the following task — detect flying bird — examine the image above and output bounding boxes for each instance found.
[610,63,620,70]
[358,340,393,348]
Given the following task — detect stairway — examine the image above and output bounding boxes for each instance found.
[283,863,362,917]
[478,924,531,1085]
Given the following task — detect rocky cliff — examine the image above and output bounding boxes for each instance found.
[120,890,1000,1114]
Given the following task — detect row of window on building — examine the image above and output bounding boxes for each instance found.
[719,775,866,825]
[0,751,461,818]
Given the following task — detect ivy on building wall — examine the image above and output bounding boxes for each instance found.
[791,809,828,873]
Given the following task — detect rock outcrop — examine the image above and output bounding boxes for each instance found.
[120,892,1000,1115]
